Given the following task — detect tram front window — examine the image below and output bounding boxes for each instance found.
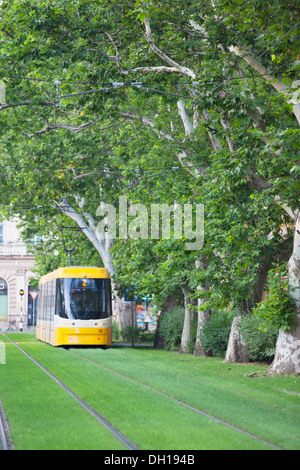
[56,278,111,320]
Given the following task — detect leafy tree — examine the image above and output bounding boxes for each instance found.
[0,0,299,372]
[253,263,297,332]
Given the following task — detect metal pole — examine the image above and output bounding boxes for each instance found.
[68,250,72,266]
[33,297,36,327]
[20,295,23,331]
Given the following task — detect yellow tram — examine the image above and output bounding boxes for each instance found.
[36,266,112,347]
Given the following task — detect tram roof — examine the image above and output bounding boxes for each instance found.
[39,266,111,284]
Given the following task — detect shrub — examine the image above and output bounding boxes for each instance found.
[253,263,296,331]
[159,307,185,351]
[188,314,199,353]
[124,325,140,342]
[239,314,278,363]
[113,322,156,343]
[200,310,232,357]
[112,321,119,341]
[137,328,156,343]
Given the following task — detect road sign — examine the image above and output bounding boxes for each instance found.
[29,291,38,300]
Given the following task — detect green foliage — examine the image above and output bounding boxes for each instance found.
[112,321,119,341]
[253,264,297,331]
[136,328,156,343]
[123,325,140,342]
[200,310,233,357]
[188,313,199,353]
[240,315,278,363]
[159,307,184,351]
[112,322,155,343]
[0,0,299,361]
[2,338,300,449]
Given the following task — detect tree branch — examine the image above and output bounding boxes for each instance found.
[177,99,194,136]
[21,120,96,138]
[121,111,173,140]
[122,65,183,75]
[56,196,115,274]
[143,18,196,79]
[104,31,121,68]
[0,100,55,111]
[245,169,273,190]
[274,195,297,221]
[229,45,300,125]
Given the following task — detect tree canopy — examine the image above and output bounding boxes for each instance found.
[0,0,299,373]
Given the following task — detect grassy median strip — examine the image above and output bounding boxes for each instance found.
[18,341,280,450]
[1,334,300,450]
[73,346,300,450]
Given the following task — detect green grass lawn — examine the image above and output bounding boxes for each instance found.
[0,335,126,450]
[0,333,299,450]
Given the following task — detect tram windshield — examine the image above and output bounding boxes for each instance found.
[56,278,112,320]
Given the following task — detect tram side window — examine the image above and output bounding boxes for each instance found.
[56,279,67,318]
[47,281,51,321]
[43,283,47,321]
[42,283,45,320]
[38,283,44,321]
[46,281,51,322]
[37,284,42,320]
[47,282,51,321]
[106,280,112,317]
[52,280,56,319]
[42,283,46,321]
[49,280,55,321]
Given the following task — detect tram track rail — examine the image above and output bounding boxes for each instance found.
[4,337,138,451]
[2,336,286,450]
[0,400,12,451]
[68,349,283,451]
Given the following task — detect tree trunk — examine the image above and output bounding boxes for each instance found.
[223,315,249,363]
[178,288,194,354]
[193,301,211,356]
[224,251,276,362]
[229,45,300,125]
[114,293,132,340]
[252,256,273,307]
[193,259,211,356]
[268,317,300,375]
[193,279,211,356]
[268,213,300,375]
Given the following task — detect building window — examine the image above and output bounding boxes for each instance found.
[0,279,7,295]
[0,225,3,244]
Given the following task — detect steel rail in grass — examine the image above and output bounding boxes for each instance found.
[68,350,283,451]
[5,337,138,451]
[0,401,11,451]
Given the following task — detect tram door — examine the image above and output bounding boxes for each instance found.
[0,279,8,322]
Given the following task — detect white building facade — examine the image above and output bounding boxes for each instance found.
[0,218,36,330]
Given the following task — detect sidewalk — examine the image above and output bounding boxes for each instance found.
[0,323,36,333]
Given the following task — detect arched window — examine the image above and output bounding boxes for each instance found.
[0,278,8,322]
